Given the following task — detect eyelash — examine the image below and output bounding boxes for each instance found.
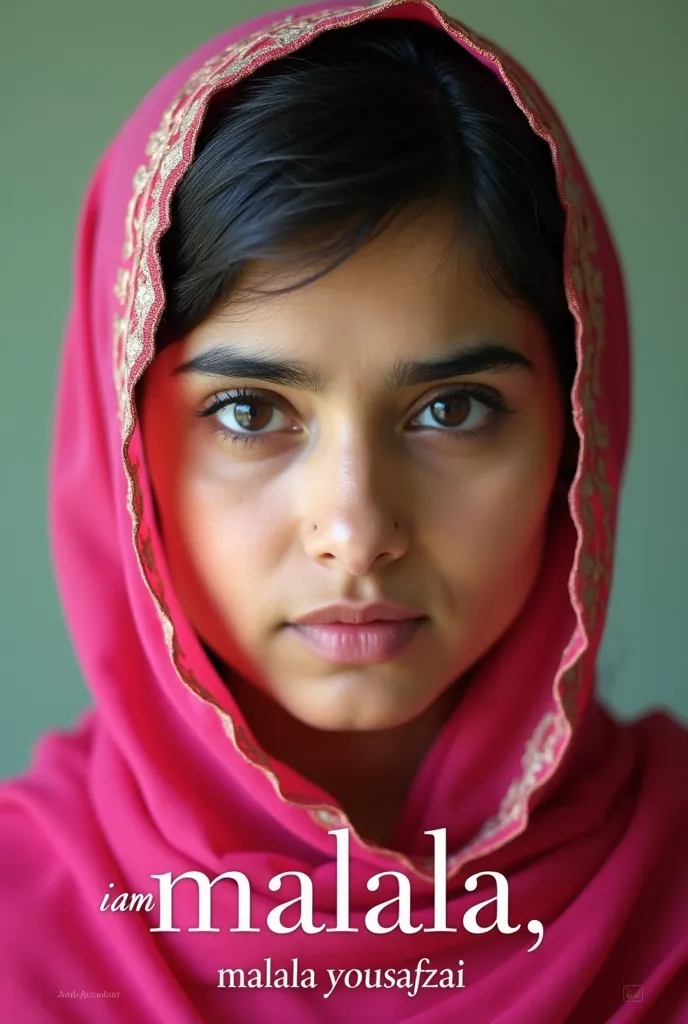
[197,384,515,447]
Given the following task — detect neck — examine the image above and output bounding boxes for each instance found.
[218,666,466,846]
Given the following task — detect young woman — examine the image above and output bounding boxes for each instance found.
[1,2,686,1020]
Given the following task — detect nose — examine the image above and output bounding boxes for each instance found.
[300,432,410,576]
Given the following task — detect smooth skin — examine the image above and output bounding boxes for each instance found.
[140,206,567,842]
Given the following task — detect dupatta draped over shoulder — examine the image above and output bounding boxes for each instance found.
[1,3,686,1021]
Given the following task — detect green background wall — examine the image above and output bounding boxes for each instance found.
[2,0,686,778]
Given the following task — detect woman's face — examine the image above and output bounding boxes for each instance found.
[140,206,566,732]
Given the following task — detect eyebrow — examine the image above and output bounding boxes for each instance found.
[173,340,533,391]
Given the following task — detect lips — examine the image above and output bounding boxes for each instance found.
[293,601,423,626]
[288,601,427,664]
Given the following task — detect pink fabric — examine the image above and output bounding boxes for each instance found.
[1,2,687,1020]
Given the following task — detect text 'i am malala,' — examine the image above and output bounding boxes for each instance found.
[98,828,545,948]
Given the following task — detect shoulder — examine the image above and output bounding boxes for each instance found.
[0,724,122,1020]
[621,711,688,1013]
[631,709,688,815]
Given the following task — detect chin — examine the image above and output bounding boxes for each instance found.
[291,708,420,733]
[281,675,441,733]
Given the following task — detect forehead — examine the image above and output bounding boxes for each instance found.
[173,205,545,371]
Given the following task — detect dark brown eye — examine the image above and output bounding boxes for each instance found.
[410,389,503,434]
[428,396,470,427]
[232,400,274,432]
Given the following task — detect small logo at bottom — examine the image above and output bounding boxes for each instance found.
[623,985,644,1002]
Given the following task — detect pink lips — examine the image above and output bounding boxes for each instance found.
[288,602,426,665]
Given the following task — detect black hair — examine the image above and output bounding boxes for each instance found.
[157,17,576,397]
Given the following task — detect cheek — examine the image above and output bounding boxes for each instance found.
[140,374,289,660]
[427,421,561,592]
[164,472,287,646]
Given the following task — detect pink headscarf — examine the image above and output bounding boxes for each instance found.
[1,1,686,1020]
